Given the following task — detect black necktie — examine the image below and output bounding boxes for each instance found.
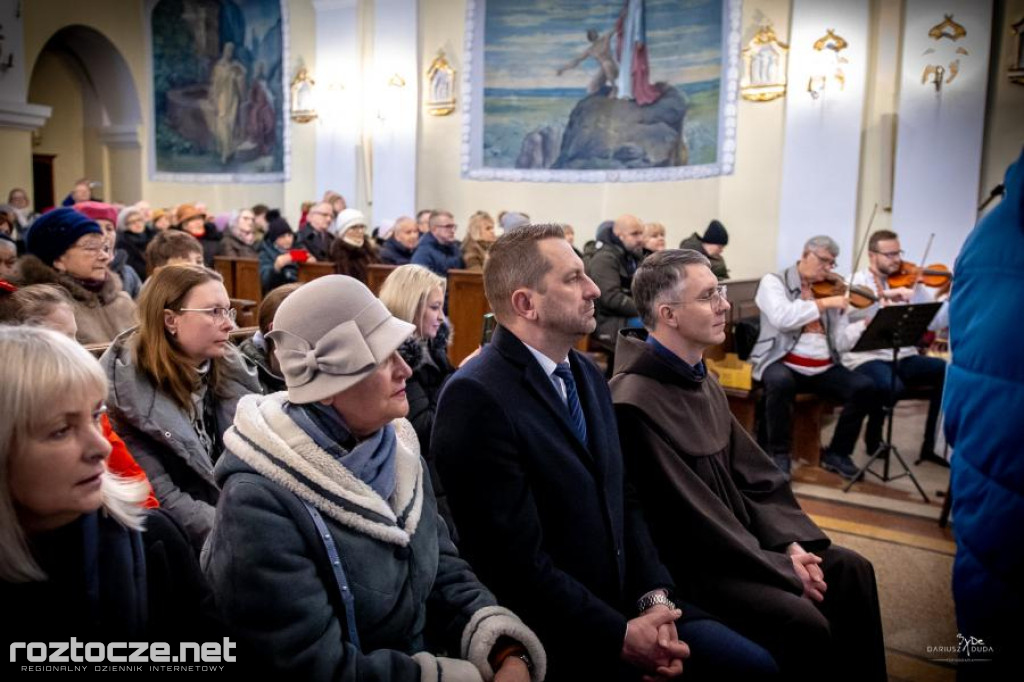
[554,362,588,446]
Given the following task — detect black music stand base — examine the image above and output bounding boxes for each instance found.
[841,303,941,504]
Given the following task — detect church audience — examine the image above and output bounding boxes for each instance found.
[412,209,465,276]
[100,265,260,551]
[379,215,419,265]
[150,208,172,232]
[237,283,299,394]
[61,178,93,206]
[642,221,667,255]
[19,207,137,344]
[588,213,645,345]
[259,216,310,294]
[219,208,260,259]
[146,229,205,273]
[462,210,497,270]
[7,187,38,237]
[379,264,457,537]
[680,220,730,280]
[203,274,545,680]
[0,233,17,281]
[434,224,777,680]
[416,208,432,234]
[75,200,142,299]
[116,205,155,283]
[0,326,217,647]
[612,249,886,681]
[296,201,334,261]
[0,283,159,508]
[328,208,379,283]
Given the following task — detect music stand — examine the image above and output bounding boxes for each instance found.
[843,302,942,502]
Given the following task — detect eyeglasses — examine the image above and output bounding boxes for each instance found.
[810,251,836,269]
[433,223,457,231]
[74,243,112,256]
[663,285,729,310]
[177,306,237,322]
[870,249,904,259]
[309,211,332,217]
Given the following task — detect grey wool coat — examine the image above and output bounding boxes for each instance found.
[202,393,546,681]
[100,328,261,551]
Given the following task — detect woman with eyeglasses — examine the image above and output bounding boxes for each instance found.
[17,207,138,344]
[100,264,260,552]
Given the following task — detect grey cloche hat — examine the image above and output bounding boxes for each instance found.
[267,275,415,404]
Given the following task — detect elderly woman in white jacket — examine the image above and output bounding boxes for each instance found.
[203,275,545,681]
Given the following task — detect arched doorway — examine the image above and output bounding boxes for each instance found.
[28,25,143,206]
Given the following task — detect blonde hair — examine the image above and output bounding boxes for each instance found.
[134,264,228,413]
[378,265,446,338]
[0,325,147,582]
[467,211,495,241]
[644,222,666,240]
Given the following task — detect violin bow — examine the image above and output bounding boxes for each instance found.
[848,204,879,302]
[911,233,936,290]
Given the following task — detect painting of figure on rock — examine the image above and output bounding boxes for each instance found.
[467,0,738,182]
[149,0,286,181]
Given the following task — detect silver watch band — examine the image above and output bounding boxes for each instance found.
[637,591,676,614]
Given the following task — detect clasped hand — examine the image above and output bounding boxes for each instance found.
[621,605,690,680]
[788,544,828,602]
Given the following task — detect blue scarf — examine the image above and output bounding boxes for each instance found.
[285,401,398,500]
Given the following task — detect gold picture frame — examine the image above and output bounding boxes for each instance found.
[426,51,456,116]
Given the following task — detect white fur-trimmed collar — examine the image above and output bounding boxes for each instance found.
[225,393,423,546]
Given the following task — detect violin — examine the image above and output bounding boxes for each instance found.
[811,273,879,309]
[887,262,952,289]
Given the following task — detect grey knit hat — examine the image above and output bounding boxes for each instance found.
[267,275,415,404]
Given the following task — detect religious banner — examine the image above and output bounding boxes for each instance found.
[147,0,289,182]
[462,0,741,182]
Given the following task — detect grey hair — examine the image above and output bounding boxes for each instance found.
[633,249,712,329]
[803,235,840,257]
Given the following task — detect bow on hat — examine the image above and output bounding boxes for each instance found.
[273,322,378,388]
[269,301,393,388]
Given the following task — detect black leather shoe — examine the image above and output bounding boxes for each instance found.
[917,451,950,468]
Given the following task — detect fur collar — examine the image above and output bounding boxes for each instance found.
[17,254,125,306]
[224,393,424,546]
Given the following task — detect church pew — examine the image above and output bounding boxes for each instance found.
[366,264,397,296]
[446,269,489,366]
[297,260,336,283]
[213,256,237,297]
[234,258,262,304]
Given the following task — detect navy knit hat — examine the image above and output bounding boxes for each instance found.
[702,219,729,246]
[265,217,293,244]
[25,207,102,266]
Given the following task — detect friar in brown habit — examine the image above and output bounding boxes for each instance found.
[609,249,887,682]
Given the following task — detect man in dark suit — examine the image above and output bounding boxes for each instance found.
[296,201,334,261]
[433,224,777,680]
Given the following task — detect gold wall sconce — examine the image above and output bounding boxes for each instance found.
[921,14,969,93]
[290,67,318,123]
[807,29,848,100]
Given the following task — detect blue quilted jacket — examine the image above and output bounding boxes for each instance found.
[944,147,1024,648]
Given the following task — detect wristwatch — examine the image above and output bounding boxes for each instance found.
[636,591,676,614]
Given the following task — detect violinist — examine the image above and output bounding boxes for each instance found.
[840,230,949,467]
[750,236,879,481]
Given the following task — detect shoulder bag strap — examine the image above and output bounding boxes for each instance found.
[301,500,361,651]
